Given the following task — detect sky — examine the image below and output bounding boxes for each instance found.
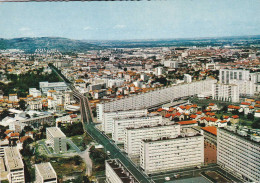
[0,0,260,40]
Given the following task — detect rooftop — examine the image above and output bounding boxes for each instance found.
[4,147,24,171]
[35,162,57,181]
[46,127,66,138]
[201,126,217,136]
[106,159,139,183]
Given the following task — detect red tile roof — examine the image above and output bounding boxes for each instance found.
[241,102,250,105]
[10,133,19,137]
[232,115,239,119]
[165,113,172,118]
[201,126,217,136]
[4,130,13,135]
[157,108,164,112]
[177,120,197,125]
[190,114,197,119]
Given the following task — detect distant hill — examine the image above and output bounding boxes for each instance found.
[89,35,260,48]
[0,37,103,53]
[1,35,260,53]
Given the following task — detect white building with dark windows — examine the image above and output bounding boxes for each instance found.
[212,83,239,103]
[217,126,260,182]
[98,108,148,133]
[140,128,204,174]
[4,147,25,183]
[124,123,181,158]
[219,69,260,97]
[46,127,67,153]
[105,159,139,183]
[35,162,57,183]
[112,115,162,144]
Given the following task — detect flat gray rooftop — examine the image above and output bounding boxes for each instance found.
[35,162,56,181]
[47,127,66,138]
[5,147,24,171]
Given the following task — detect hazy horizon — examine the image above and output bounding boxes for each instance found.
[0,0,260,40]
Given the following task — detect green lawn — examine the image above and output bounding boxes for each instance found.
[70,133,93,151]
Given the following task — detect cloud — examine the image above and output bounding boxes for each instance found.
[83,26,92,31]
[19,27,31,31]
[114,24,126,29]
[18,27,35,37]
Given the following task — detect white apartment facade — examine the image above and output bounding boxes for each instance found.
[99,108,148,133]
[105,159,139,183]
[124,124,181,158]
[140,129,204,174]
[112,115,162,144]
[217,127,260,182]
[212,83,239,103]
[46,127,67,153]
[35,162,57,183]
[219,69,260,96]
[4,147,25,183]
[97,79,216,119]
[219,69,250,84]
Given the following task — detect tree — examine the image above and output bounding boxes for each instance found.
[21,138,33,156]
[251,118,260,129]
[73,155,82,165]
[18,100,26,111]
[24,125,33,132]
[247,113,254,121]
[0,110,9,120]
[222,105,228,113]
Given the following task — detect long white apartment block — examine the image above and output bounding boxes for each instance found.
[46,127,67,153]
[97,79,216,120]
[217,126,260,182]
[124,123,181,158]
[212,83,239,103]
[140,128,204,174]
[105,159,139,183]
[35,162,57,183]
[100,108,148,133]
[4,147,25,183]
[112,114,163,144]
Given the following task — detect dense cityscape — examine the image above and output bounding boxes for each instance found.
[0,1,260,183]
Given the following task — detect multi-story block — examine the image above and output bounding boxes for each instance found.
[124,123,180,158]
[97,79,216,116]
[98,108,147,133]
[112,114,162,143]
[219,69,259,96]
[35,162,57,183]
[140,128,204,174]
[105,159,139,183]
[217,126,260,182]
[201,126,217,164]
[212,83,239,103]
[46,127,67,153]
[4,147,25,183]
[219,69,250,84]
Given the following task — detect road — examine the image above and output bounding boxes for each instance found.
[49,63,152,183]
[79,145,93,176]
